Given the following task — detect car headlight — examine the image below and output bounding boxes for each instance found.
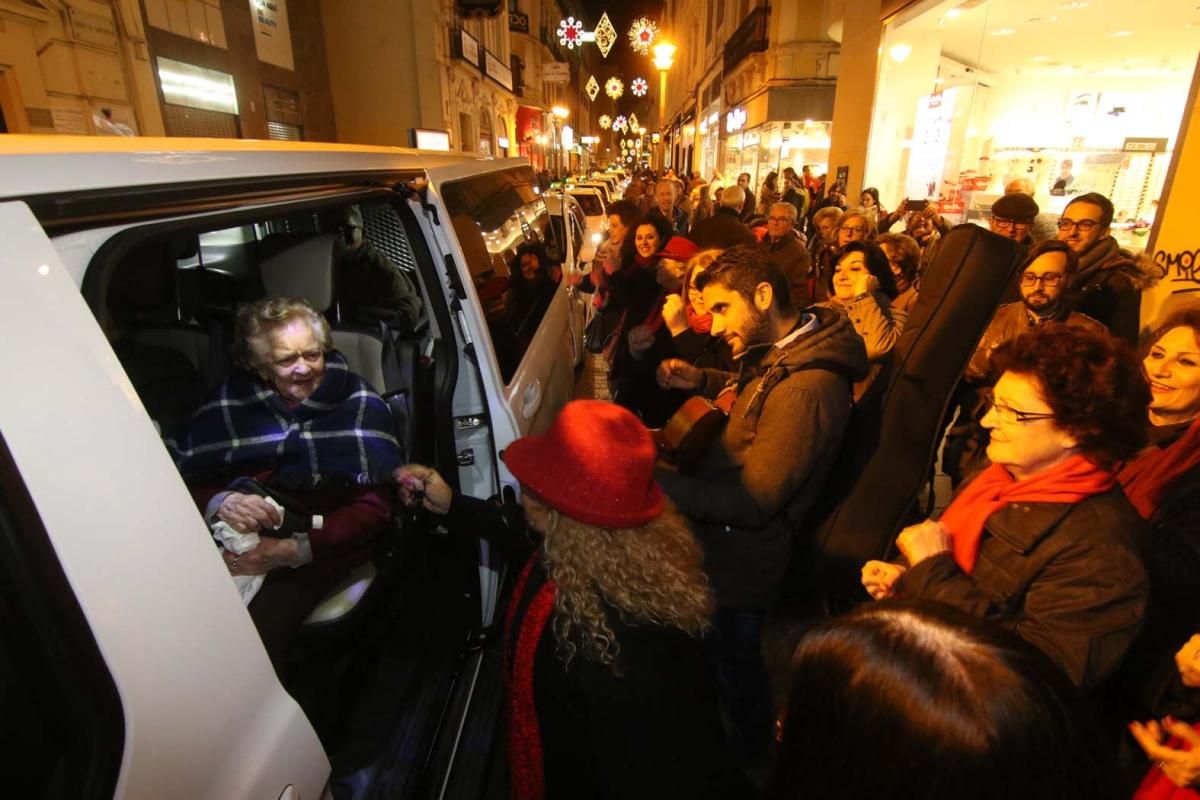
[591,232,602,244]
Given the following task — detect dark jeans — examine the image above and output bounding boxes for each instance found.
[706,608,774,762]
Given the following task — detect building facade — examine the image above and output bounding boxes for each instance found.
[659,0,839,191]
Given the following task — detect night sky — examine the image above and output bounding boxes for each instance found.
[571,1,668,140]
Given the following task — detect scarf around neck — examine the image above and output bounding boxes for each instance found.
[1119,417,1200,519]
[685,303,713,334]
[939,454,1116,573]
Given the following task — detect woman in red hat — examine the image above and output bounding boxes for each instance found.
[393,400,748,800]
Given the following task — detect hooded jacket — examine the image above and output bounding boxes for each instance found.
[1069,236,1162,343]
[655,307,869,608]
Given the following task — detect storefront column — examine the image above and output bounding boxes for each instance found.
[827,0,883,197]
[1142,55,1200,331]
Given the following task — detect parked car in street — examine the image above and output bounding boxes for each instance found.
[0,135,584,800]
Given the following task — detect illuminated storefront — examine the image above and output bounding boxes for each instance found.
[864,0,1198,253]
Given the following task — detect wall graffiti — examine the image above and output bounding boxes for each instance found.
[1154,248,1200,293]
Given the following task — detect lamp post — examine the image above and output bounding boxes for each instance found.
[652,41,676,173]
[551,105,569,178]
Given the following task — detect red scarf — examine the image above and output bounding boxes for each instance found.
[1134,725,1200,800]
[685,304,713,334]
[505,554,558,800]
[1119,418,1200,520]
[940,455,1116,573]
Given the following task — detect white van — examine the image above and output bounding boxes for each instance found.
[0,136,584,799]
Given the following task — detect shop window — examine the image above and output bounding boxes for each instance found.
[144,0,226,48]
[864,0,1196,253]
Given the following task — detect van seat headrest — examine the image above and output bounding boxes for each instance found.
[259,234,341,313]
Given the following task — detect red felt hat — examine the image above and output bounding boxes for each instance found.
[501,400,665,528]
[655,236,700,262]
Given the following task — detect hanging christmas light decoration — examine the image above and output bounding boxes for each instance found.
[628,17,659,55]
[630,77,649,97]
[585,75,600,102]
[598,114,612,129]
[593,12,617,58]
[613,115,628,132]
[628,112,640,132]
[557,16,584,48]
[605,77,624,100]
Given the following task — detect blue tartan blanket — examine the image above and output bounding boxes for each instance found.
[165,351,402,488]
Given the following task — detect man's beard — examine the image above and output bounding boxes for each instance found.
[738,306,773,351]
[1024,292,1059,316]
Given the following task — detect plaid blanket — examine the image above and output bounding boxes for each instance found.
[165,351,402,488]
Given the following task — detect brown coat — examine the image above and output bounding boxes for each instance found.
[896,488,1149,690]
[966,302,1104,383]
[762,231,814,310]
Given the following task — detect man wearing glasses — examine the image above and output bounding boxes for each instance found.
[761,202,813,309]
[944,240,1103,485]
[988,193,1039,248]
[1057,192,1160,343]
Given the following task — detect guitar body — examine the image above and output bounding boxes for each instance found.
[654,393,733,472]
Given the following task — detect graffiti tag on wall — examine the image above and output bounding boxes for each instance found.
[1154,248,1200,294]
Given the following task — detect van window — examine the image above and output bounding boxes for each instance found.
[0,435,123,799]
[442,167,562,383]
[572,192,604,216]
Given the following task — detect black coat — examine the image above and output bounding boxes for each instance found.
[896,488,1149,690]
[444,494,748,800]
[688,209,757,250]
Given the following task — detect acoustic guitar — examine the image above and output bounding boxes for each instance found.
[653,391,736,471]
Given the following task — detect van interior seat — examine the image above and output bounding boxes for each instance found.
[258,233,413,631]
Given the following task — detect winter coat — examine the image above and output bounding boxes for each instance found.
[655,307,869,608]
[1069,236,1162,344]
[649,204,690,237]
[338,242,424,331]
[818,291,907,362]
[762,231,814,310]
[965,302,1105,383]
[688,208,757,250]
[896,487,1149,690]
[443,494,749,800]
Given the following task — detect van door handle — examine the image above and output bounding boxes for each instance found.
[521,380,543,420]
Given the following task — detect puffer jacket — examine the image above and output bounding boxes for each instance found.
[655,307,869,608]
[896,488,1149,690]
[1069,236,1162,344]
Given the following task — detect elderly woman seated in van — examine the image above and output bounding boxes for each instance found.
[166,297,401,676]
[862,324,1150,690]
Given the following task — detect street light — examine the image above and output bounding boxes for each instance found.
[652,41,676,172]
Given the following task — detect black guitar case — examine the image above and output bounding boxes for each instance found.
[781,224,1024,614]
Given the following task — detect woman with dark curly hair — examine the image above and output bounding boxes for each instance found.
[818,240,905,362]
[393,401,749,800]
[862,324,1151,689]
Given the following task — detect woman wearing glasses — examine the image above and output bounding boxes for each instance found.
[863,324,1151,690]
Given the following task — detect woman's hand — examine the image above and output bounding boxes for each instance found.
[896,519,952,567]
[662,294,688,336]
[850,271,879,298]
[627,324,656,357]
[218,492,283,534]
[1176,634,1200,688]
[861,560,906,600]
[1130,718,1200,789]
[393,464,453,514]
[657,358,702,390]
[223,537,298,576]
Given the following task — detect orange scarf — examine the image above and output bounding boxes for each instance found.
[940,455,1116,573]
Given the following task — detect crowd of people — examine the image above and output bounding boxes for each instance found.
[164,173,1199,798]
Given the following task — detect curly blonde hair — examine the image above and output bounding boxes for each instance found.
[523,493,713,672]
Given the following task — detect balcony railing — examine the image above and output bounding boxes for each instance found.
[724,6,770,74]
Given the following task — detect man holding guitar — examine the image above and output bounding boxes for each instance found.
[655,244,868,763]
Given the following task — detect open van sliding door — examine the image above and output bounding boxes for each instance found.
[0,201,329,799]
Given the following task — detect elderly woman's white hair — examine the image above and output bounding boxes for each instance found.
[233,296,332,372]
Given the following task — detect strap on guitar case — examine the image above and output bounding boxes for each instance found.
[783,224,1024,614]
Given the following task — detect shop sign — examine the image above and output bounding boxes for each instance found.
[484,49,513,91]
[726,107,747,133]
[1123,137,1168,154]
[157,57,239,115]
[249,0,294,71]
[508,11,529,33]
[411,128,452,151]
[543,62,570,84]
[68,7,118,50]
[457,28,480,66]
